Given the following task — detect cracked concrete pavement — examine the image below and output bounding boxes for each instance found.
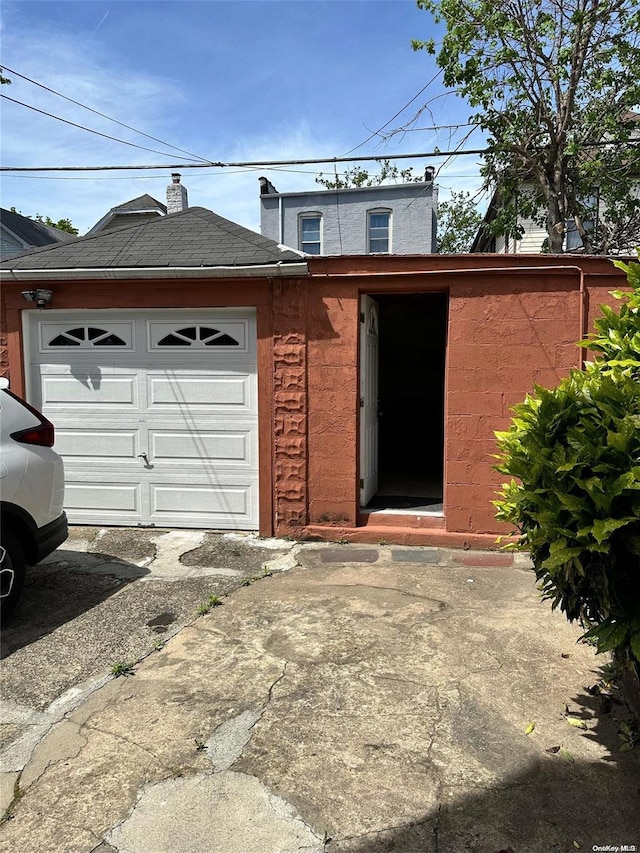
[1,530,639,852]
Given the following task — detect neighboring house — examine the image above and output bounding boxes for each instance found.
[472,181,640,254]
[86,173,188,234]
[259,175,438,255]
[0,186,630,548]
[0,208,75,258]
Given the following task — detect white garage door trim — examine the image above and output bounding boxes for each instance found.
[26,309,259,530]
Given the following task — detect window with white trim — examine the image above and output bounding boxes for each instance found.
[156,326,240,347]
[565,192,598,251]
[368,210,391,253]
[300,214,322,254]
[47,326,128,347]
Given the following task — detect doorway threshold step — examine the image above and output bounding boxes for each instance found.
[358,510,445,529]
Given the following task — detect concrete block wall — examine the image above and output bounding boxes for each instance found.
[445,277,582,534]
[300,255,630,545]
[306,283,359,527]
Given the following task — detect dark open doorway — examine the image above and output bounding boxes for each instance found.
[364,292,447,513]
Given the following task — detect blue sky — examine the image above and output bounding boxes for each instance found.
[0,0,486,235]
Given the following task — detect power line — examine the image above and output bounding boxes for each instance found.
[2,139,634,174]
[0,149,490,173]
[0,65,212,163]
[0,94,207,162]
[1,168,485,183]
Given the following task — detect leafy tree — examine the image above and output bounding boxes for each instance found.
[437,190,482,253]
[413,0,640,254]
[316,159,426,189]
[0,67,10,85]
[494,252,640,666]
[9,206,79,236]
[34,214,79,236]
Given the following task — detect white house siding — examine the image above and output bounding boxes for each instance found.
[514,218,547,253]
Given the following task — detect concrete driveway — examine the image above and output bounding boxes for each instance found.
[1,530,639,852]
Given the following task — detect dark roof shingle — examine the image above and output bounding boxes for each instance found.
[0,207,303,270]
[1,208,76,249]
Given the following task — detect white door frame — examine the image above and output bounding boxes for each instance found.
[359,295,379,506]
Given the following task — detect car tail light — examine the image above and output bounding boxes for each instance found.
[11,422,55,447]
[6,391,56,447]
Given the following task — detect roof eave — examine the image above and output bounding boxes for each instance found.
[0,262,309,281]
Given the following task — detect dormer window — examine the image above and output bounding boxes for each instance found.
[368,210,391,253]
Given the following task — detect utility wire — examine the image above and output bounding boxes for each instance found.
[0,149,490,172]
[0,93,207,162]
[2,169,486,182]
[340,70,445,157]
[0,64,212,163]
[2,140,634,174]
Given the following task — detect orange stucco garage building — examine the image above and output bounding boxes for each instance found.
[0,209,628,547]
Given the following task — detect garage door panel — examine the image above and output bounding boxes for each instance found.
[149,482,253,522]
[149,429,252,465]
[40,374,139,408]
[147,374,252,410]
[55,428,139,461]
[64,481,142,514]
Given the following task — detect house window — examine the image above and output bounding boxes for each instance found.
[565,192,598,251]
[300,214,322,254]
[368,210,391,253]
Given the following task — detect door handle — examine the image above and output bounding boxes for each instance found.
[137,453,152,467]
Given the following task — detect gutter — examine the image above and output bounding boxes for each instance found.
[0,262,309,282]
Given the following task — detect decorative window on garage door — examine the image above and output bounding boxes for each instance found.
[149,321,248,351]
[45,325,131,348]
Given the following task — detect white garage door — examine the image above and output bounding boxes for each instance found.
[27,310,259,530]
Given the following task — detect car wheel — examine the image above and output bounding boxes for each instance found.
[0,534,26,618]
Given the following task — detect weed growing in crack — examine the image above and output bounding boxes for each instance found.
[242,566,274,588]
[197,594,224,615]
[194,737,207,751]
[111,661,135,678]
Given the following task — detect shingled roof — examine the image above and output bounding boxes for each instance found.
[111,194,166,214]
[1,208,76,250]
[0,206,304,270]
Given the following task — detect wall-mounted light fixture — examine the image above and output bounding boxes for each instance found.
[21,289,53,309]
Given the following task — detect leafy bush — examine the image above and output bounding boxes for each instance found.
[494,253,640,665]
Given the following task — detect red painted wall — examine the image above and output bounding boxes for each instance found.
[0,255,631,546]
[299,255,629,546]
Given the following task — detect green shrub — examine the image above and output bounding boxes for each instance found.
[494,252,640,665]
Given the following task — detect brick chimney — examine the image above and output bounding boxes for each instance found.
[166,173,188,214]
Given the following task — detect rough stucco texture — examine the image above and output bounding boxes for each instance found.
[294,266,625,539]
[272,279,308,532]
[0,258,629,542]
[445,279,581,534]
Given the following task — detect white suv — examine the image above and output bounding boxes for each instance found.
[0,378,68,617]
